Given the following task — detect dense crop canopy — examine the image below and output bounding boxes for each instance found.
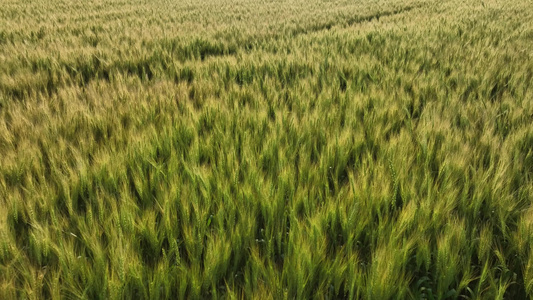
[1,0,533,298]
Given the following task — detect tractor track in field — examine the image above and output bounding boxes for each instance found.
[286,2,428,38]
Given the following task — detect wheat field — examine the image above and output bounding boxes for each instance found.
[1,0,533,298]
